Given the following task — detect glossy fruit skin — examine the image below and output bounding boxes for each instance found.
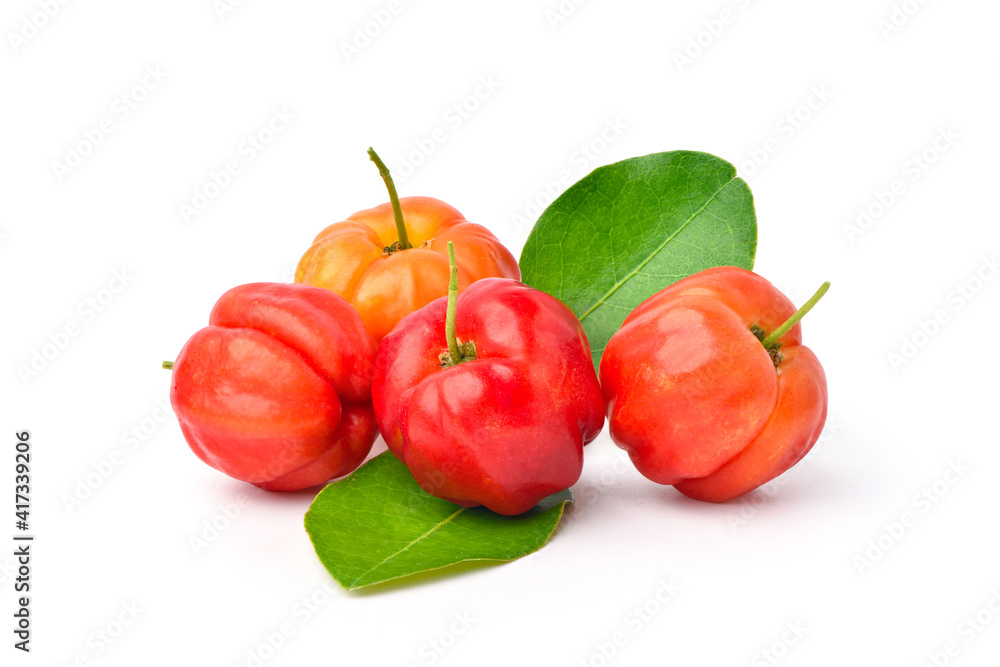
[295,196,520,342]
[599,267,828,502]
[168,283,378,491]
[372,278,605,515]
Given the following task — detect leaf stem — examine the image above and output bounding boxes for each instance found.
[762,282,831,349]
[162,361,174,370]
[367,147,411,250]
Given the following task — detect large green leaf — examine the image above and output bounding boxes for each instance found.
[304,452,572,591]
[519,151,757,369]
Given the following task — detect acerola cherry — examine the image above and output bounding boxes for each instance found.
[599,266,829,502]
[295,149,519,341]
[165,282,378,491]
[372,243,605,515]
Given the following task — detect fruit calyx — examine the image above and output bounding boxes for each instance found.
[750,281,831,370]
[749,324,785,368]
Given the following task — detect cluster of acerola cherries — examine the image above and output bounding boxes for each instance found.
[163,149,828,515]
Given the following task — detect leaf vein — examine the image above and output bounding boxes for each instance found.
[577,177,735,322]
[351,506,467,585]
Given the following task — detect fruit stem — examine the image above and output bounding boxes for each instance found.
[440,242,476,368]
[762,282,831,349]
[367,147,411,251]
[162,361,174,370]
[445,242,462,362]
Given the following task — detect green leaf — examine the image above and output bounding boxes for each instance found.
[519,150,757,369]
[304,452,573,591]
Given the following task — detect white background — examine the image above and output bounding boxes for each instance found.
[3,1,999,665]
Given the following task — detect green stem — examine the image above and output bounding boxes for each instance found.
[367,147,411,250]
[162,361,174,370]
[445,242,462,363]
[439,242,477,368]
[762,282,831,349]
